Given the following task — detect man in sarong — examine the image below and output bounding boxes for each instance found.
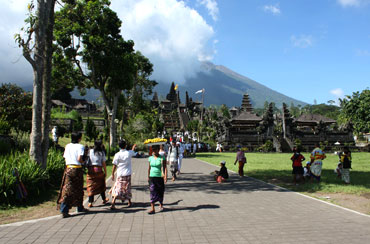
[57,132,88,218]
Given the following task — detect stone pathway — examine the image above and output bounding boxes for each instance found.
[1,157,370,244]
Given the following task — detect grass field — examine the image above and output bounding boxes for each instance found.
[196,152,370,195]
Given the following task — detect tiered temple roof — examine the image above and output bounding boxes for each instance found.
[241,94,253,112]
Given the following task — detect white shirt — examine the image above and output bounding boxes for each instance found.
[112,149,136,177]
[64,143,84,166]
[89,150,106,166]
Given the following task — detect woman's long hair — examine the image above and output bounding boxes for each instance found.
[93,140,103,156]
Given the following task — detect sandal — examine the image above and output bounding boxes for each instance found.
[127,202,133,208]
[158,207,164,212]
[147,210,155,215]
[110,205,116,210]
[88,203,93,208]
[102,198,109,205]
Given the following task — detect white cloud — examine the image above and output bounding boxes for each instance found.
[330,88,345,105]
[263,4,281,15]
[290,35,313,48]
[112,0,216,84]
[0,0,34,85]
[337,0,361,7]
[197,0,219,21]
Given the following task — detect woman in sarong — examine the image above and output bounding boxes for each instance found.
[110,140,137,210]
[57,132,88,218]
[310,143,326,182]
[148,145,167,214]
[86,140,108,207]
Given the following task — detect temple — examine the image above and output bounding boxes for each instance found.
[217,95,355,152]
[151,82,202,132]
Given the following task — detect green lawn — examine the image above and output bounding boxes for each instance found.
[196,152,370,195]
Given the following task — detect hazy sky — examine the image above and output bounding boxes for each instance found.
[1,0,370,105]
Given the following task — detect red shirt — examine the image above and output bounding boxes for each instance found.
[291,153,305,167]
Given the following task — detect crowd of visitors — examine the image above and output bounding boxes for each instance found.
[57,133,352,218]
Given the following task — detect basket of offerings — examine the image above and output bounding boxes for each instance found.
[144,138,167,146]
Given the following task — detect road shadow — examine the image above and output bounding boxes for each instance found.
[164,204,219,212]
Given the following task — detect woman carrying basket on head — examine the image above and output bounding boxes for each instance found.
[148,144,167,214]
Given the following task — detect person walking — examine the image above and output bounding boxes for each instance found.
[177,142,184,174]
[57,132,88,218]
[310,143,326,182]
[148,145,167,214]
[110,141,137,210]
[234,145,247,177]
[339,146,352,184]
[86,140,109,208]
[167,140,179,181]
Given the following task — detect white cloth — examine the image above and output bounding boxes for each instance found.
[112,149,136,177]
[89,150,106,166]
[167,146,178,162]
[63,143,84,166]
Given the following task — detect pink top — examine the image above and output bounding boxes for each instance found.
[236,150,245,161]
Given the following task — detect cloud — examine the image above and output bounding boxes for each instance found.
[337,0,361,7]
[112,0,216,84]
[263,4,281,15]
[197,0,219,21]
[330,88,345,105]
[290,35,313,48]
[0,0,34,85]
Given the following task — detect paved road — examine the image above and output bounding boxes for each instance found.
[1,157,370,244]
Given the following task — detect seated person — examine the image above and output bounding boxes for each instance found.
[303,162,311,180]
[334,162,342,178]
[214,161,229,183]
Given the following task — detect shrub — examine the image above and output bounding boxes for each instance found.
[0,149,65,206]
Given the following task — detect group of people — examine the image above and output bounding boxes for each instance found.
[57,133,192,217]
[290,143,352,185]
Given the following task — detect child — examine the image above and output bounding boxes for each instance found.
[214,161,229,183]
[334,162,342,178]
[290,147,305,185]
[303,162,311,180]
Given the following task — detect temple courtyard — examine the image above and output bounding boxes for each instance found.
[1,158,370,244]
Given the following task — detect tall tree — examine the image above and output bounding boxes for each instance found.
[54,0,136,147]
[15,0,56,167]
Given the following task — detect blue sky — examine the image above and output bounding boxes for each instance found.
[188,0,370,105]
[1,0,369,105]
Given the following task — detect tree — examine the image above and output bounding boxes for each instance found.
[339,89,370,135]
[54,0,137,147]
[0,83,32,135]
[15,0,56,167]
[85,119,98,142]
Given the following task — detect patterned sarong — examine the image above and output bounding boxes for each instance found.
[149,177,165,204]
[57,167,84,209]
[86,167,106,197]
[310,161,323,177]
[110,175,132,200]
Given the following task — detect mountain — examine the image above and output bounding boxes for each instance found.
[154,62,307,108]
[20,62,307,108]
